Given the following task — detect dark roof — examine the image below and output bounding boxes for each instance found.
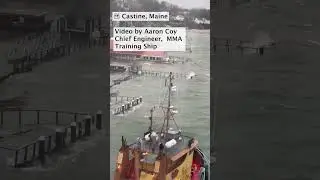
[0,9,47,16]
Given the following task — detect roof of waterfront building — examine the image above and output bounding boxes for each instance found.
[0,8,47,16]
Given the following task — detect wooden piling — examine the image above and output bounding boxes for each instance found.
[37,110,40,124]
[48,136,52,152]
[18,110,22,130]
[32,143,36,160]
[121,105,125,114]
[78,121,83,138]
[55,111,59,125]
[1,111,3,126]
[71,122,77,143]
[14,151,18,168]
[24,146,28,162]
[96,110,102,130]
[55,128,64,150]
[38,136,46,165]
[74,113,77,122]
[84,115,91,136]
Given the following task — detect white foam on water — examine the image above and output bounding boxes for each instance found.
[186,71,196,80]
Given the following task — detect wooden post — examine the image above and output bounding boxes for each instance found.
[38,136,46,165]
[37,110,40,124]
[24,146,28,162]
[121,105,125,114]
[74,113,77,122]
[14,150,18,168]
[96,110,102,130]
[55,128,64,151]
[63,128,67,146]
[71,122,77,143]
[48,136,52,152]
[32,143,36,160]
[18,110,22,130]
[21,59,25,73]
[1,111,3,126]
[84,115,91,136]
[78,121,83,138]
[55,111,59,125]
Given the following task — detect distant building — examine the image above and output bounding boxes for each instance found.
[173,15,184,21]
[0,8,50,31]
[193,18,210,25]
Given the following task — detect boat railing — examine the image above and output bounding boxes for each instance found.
[195,147,210,179]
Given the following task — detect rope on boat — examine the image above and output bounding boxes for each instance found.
[195,147,210,165]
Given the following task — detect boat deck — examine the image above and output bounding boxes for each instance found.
[130,135,194,163]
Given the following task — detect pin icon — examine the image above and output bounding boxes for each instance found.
[114,13,120,19]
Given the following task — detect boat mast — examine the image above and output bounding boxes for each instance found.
[166,72,173,132]
[148,108,154,132]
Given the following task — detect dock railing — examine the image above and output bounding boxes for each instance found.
[0,109,103,168]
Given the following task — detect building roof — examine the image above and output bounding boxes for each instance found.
[110,39,166,57]
[0,9,48,16]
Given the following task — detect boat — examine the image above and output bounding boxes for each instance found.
[113,72,210,180]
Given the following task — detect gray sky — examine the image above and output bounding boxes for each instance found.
[160,0,210,9]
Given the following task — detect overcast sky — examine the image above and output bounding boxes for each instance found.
[160,0,210,9]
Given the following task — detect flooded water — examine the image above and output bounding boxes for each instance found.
[110,30,210,177]
[211,1,320,179]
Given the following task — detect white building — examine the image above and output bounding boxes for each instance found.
[194,18,210,25]
[173,15,184,21]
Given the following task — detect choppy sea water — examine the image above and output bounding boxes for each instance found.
[110,30,210,177]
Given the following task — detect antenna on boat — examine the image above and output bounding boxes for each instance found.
[166,72,173,132]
